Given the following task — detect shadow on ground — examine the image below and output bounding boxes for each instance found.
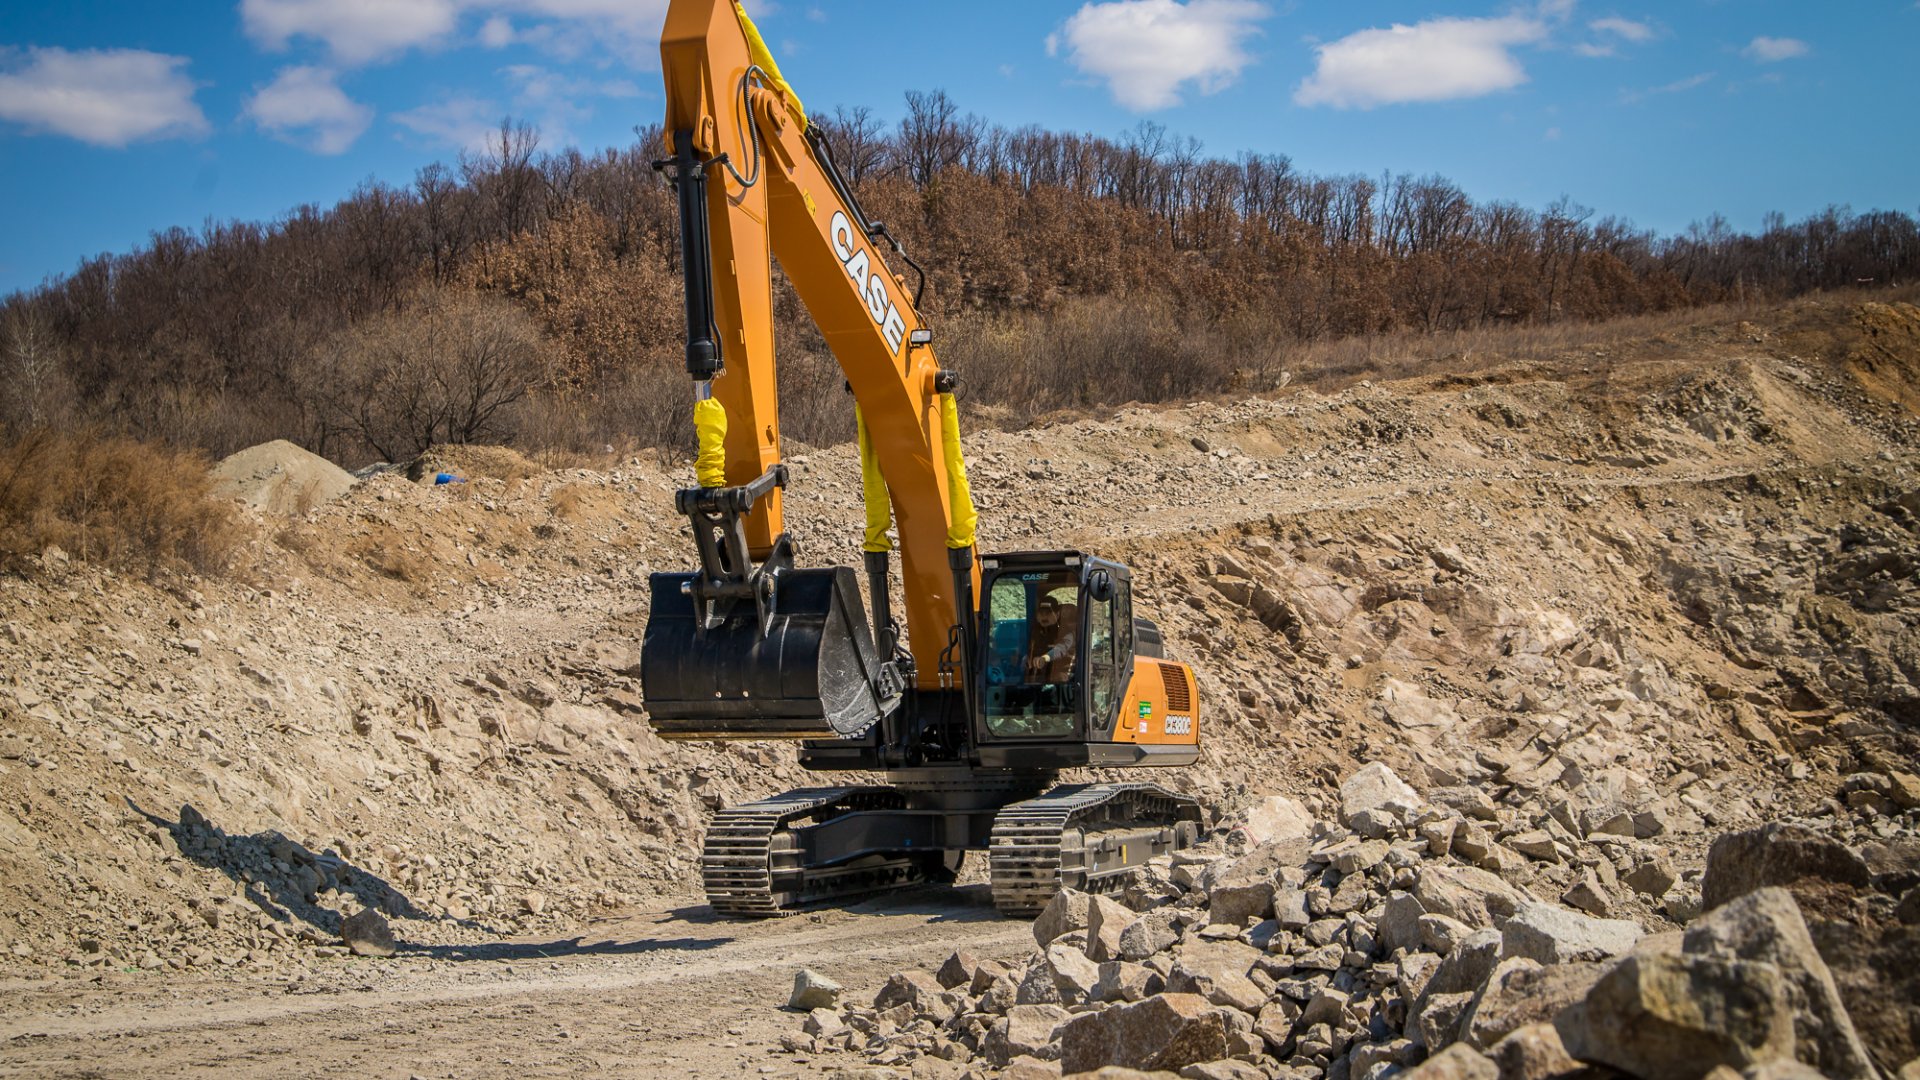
[129,798,471,939]
[401,935,725,962]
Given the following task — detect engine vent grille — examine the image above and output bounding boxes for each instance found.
[1156,662,1193,713]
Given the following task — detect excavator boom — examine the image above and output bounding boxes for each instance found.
[658,0,973,691]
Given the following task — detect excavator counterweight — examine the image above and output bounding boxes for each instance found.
[638,0,1207,917]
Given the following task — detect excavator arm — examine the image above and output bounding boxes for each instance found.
[644,0,980,736]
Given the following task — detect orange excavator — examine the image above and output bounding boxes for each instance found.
[640,0,1204,917]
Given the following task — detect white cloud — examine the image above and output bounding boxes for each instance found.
[1295,16,1547,109]
[392,95,500,151]
[1573,42,1615,58]
[478,15,515,47]
[1048,0,1270,112]
[1589,17,1654,42]
[1744,36,1808,62]
[240,0,670,67]
[242,0,463,65]
[392,63,636,152]
[244,65,372,154]
[1621,71,1713,103]
[0,46,209,146]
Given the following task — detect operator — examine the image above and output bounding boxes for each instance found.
[1027,596,1077,683]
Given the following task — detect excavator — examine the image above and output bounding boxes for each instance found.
[640,0,1204,918]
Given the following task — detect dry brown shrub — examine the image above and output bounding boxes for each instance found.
[0,429,248,578]
[548,483,587,519]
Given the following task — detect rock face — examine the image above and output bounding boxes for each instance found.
[1558,952,1796,1080]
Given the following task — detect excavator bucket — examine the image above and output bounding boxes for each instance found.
[641,565,890,740]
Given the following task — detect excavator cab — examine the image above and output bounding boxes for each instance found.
[972,552,1199,770]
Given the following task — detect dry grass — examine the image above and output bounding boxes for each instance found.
[548,483,588,520]
[0,429,249,578]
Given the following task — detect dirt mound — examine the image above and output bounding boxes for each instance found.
[1848,300,1920,414]
[209,439,355,515]
[407,444,542,483]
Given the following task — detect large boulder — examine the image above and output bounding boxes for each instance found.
[340,908,397,958]
[1058,993,1228,1074]
[874,969,945,1010]
[1035,888,1094,948]
[1240,794,1315,846]
[1459,957,1605,1050]
[1425,928,1506,998]
[1400,1044,1498,1079]
[1206,842,1296,928]
[1046,942,1103,1004]
[1484,1023,1582,1080]
[1556,952,1796,1080]
[1167,940,1266,1013]
[789,968,842,1010]
[1377,891,1429,954]
[1086,895,1141,962]
[1500,901,1642,965]
[1340,763,1425,827]
[937,949,980,990]
[1415,865,1532,929]
[1682,887,1877,1079]
[1093,960,1159,1003]
[983,1003,1070,1066]
[1701,823,1872,910]
[1118,909,1180,961]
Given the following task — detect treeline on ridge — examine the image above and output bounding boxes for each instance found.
[2,92,1916,466]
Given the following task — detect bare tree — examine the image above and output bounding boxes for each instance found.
[0,298,71,431]
[309,290,544,461]
[898,90,974,188]
[816,105,889,187]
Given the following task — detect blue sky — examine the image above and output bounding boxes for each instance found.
[1,1,1913,298]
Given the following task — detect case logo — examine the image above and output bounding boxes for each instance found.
[829,211,907,356]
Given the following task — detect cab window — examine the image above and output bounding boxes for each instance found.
[983,570,1078,738]
[1087,590,1116,725]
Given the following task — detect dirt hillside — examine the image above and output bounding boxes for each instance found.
[0,296,1916,1076]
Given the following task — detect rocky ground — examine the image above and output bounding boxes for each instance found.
[803,764,1918,1079]
[0,296,1917,1077]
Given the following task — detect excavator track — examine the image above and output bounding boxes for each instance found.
[701,786,933,916]
[988,783,1204,917]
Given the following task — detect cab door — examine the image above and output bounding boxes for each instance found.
[1082,563,1133,740]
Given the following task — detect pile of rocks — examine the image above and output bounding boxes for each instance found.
[788,765,1918,1079]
